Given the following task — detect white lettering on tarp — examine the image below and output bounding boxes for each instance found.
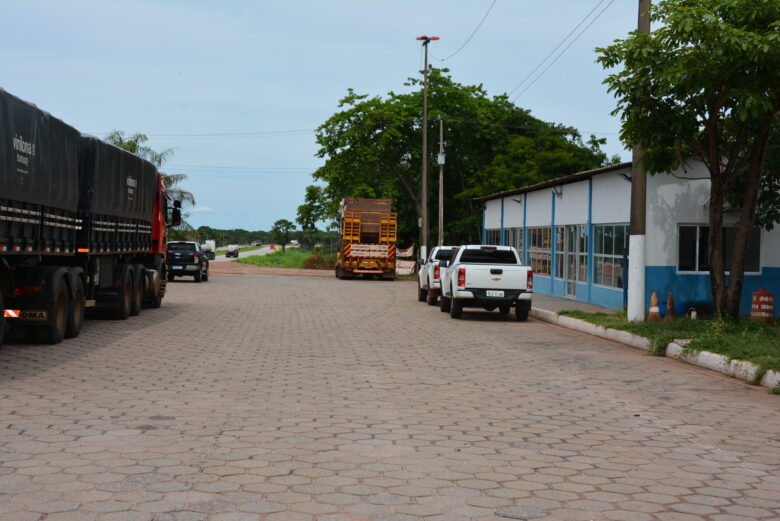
[13,135,35,156]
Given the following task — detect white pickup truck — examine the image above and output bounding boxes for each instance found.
[417,245,458,306]
[440,245,533,320]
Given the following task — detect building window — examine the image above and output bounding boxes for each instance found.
[578,225,589,282]
[503,227,522,251]
[554,226,564,279]
[485,229,500,245]
[678,225,761,273]
[594,224,628,288]
[528,227,551,276]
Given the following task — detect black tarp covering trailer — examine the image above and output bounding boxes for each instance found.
[0,88,170,348]
[78,136,157,254]
[0,88,81,255]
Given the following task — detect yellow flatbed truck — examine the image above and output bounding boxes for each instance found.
[335,198,397,280]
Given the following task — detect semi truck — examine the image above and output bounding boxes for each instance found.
[0,88,180,348]
[335,198,397,280]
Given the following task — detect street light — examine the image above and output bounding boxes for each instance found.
[416,35,439,261]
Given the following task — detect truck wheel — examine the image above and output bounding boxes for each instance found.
[426,290,438,306]
[35,275,69,345]
[499,304,511,315]
[167,271,175,282]
[440,292,451,313]
[515,307,529,322]
[450,298,463,319]
[194,269,203,283]
[418,285,427,302]
[130,264,144,316]
[203,271,209,282]
[65,276,85,338]
[114,265,133,320]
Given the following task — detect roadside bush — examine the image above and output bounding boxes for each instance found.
[303,251,337,270]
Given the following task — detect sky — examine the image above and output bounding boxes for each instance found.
[0,0,638,231]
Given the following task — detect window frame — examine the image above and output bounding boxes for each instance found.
[593,223,629,290]
[676,224,763,275]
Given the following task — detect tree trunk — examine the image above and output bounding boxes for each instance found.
[707,166,727,318]
[724,129,772,320]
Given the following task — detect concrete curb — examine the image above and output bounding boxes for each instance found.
[531,307,780,391]
[530,308,651,351]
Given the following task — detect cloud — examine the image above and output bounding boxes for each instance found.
[189,206,215,214]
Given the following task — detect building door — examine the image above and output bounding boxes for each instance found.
[565,225,578,298]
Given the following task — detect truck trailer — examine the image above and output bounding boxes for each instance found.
[335,198,397,280]
[0,88,179,347]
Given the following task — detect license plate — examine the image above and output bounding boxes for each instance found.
[173,266,183,270]
[486,290,504,297]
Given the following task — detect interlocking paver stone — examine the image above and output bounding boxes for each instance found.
[1,272,779,520]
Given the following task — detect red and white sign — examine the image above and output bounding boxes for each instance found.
[396,246,414,258]
[3,309,20,318]
[395,260,416,275]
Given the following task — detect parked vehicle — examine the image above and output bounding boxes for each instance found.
[417,245,457,305]
[335,198,397,280]
[226,244,239,258]
[167,242,209,282]
[439,245,533,321]
[0,88,179,347]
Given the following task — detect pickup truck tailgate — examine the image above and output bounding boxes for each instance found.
[463,265,529,290]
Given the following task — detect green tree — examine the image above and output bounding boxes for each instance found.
[271,219,296,252]
[299,68,612,247]
[597,0,780,319]
[296,185,327,248]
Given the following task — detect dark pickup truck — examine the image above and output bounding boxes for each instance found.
[167,241,209,283]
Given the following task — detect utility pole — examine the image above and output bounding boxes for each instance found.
[437,116,445,246]
[627,0,651,322]
[416,35,438,261]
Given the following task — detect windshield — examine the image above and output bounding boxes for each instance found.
[168,243,196,252]
[460,248,518,264]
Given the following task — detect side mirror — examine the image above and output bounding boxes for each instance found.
[417,258,425,266]
[439,260,450,268]
[170,200,182,227]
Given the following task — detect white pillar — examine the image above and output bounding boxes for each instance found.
[627,234,645,321]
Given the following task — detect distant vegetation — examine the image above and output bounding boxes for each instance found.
[237,249,336,270]
[198,225,338,250]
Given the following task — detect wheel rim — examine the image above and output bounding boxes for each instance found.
[74,290,84,323]
[54,291,67,331]
[124,277,132,310]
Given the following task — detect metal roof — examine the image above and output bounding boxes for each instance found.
[474,161,632,202]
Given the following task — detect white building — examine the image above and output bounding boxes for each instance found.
[478,161,780,316]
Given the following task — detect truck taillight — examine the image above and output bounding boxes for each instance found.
[193,253,199,263]
[458,267,466,287]
[527,270,533,290]
[434,264,440,279]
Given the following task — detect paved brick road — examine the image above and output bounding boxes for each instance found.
[1,272,778,521]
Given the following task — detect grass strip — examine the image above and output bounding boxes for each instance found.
[559,310,780,373]
[236,248,313,269]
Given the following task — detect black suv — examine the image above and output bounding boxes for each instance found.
[167,241,209,283]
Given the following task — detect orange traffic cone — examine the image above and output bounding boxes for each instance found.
[665,292,676,323]
[648,291,661,322]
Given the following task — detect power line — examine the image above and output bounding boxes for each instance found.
[512,0,615,102]
[93,129,314,138]
[431,0,498,62]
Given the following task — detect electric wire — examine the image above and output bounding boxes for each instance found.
[512,0,616,102]
[507,0,607,98]
[431,0,497,62]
